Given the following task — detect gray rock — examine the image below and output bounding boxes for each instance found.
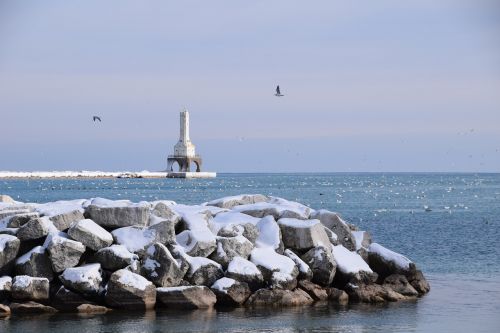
[49,210,85,231]
[383,274,419,297]
[283,249,313,281]
[245,288,314,307]
[15,246,54,281]
[68,219,113,251]
[11,275,50,301]
[407,270,431,295]
[176,229,216,258]
[218,223,260,245]
[323,226,339,246]
[345,282,406,303]
[367,243,416,279]
[250,248,299,290]
[111,226,162,255]
[209,235,253,268]
[52,286,89,310]
[326,287,349,304]
[278,218,332,251]
[9,301,57,314]
[211,277,251,306]
[46,236,86,273]
[156,285,217,309]
[0,234,20,275]
[298,280,328,301]
[60,264,103,296]
[150,202,181,226]
[141,243,188,287]
[225,257,264,291]
[301,246,337,287]
[0,228,18,236]
[311,210,356,251]
[105,269,156,310]
[94,245,138,271]
[352,230,372,251]
[184,256,224,286]
[206,194,270,209]
[16,217,54,241]
[0,303,10,317]
[6,212,40,228]
[147,219,176,245]
[76,303,111,313]
[0,276,12,300]
[86,204,150,228]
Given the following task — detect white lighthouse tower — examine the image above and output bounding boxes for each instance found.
[173,109,196,158]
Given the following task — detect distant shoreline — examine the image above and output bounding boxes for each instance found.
[0,171,216,179]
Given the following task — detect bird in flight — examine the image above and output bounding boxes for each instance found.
[275,85,284,97]
[93,116,102,122]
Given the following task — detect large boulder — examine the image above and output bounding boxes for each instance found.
[211,277,251,306]
[254,216,284,253]
[0,303,10,317]
[6,212,39,228]
[105,269,156,309]
[209,235,253,267]
[16,217,55,241]
[301,246,337,286]
[345,283,406,303]
[141,243,188,287]
[326,287,349,304]
[111,226,162,255]
[147,219,176,245]
[250,248,299,290]
[283,249,313,281]
[232,197,312,220]
[0,276,12,300]
[68,219,113,251]
[407,270,430,295]
[367,243,416,279]
[0,234,20,275]
[9,301,57,314]
[46,235,86,273]
[331,245,376,286]
[156,285,216,309]
[383,274,419,297]
[277,218,331,251]
[150,202,181,227]
[298,280,328,301]
[311,210,356,251]
[225,257,264,291]
[52,286,89,310]
[94,245,138,271]
[15,246,54,281]
[206,194,269,209]
[183,256,224,286]
[11,275,50,301]
[60,263,103,296]
[245,288,314,307]
[176,229,217,258]
[86,202,150,228]
[49,210,85,231]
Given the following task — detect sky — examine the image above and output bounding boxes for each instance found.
[0,0,499,172]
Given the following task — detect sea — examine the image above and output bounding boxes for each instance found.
[1,173,499,333]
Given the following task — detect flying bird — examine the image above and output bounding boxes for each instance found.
[93,116,102,122]
[275,85,284,97]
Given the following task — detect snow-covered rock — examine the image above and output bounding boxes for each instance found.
[331,245,375,285]
[11,275,50,301]
[0,276,12,300]
[111,226,161,254]
[141,243,188,287]
[16,217,56,241]
[206,194,270,209]
[147,219,176,245]
[156,285,216,309]
[68,219,113,251]
[176,229,216,258]
[249,248,298,290]
[0,195,15,203]
[183,255,224,287]
[86,199,150,228]
[367,243,415,278]
[225,256,264,291]
[46,235,86,273]
[209,235,253,267]
[255,216,284,253]
[277,218,331,251]
[150,202,181,226]
[210,211,260,235]
[105,269,156,309]
[15,246,53,281]
[311,210,355,251]
[60,263,103,296]
[0,234,20,275]
[232,197,312,220]
[211,277,251,306]
[49,210,85,231]
[301,246,337,287]
[94,245,138,271]
[283,249,313,281]
[5,212,39,228]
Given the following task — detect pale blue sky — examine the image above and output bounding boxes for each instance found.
[1,0,499,172]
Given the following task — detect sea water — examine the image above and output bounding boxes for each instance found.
[1,173,499,332]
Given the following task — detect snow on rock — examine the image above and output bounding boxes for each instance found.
[60,263,103,295]
[34,199,86,216]
[17,217,57,241]
[311,210,355,251]
[0,234,20,275]
[141,243,188,287]
[86,198,150,228]
[11,275,50,301]
[210,277,251,306]
[331,245,373,274]
[209,211,260,235]
[368,243,415,277]
[255,216,283,253]
[46,235,86,273]
[277,218,331,251]
[111,226,159,254]
[211,277,237,293]
[205,194,270,209]
[105,269,156,310]
[352,231,371,251]
[231,196,311,220]
[250,248,298,289]
[284,249,313,280]
[176,229,216,257]
[68,219,113,251]
[95,245,138,271]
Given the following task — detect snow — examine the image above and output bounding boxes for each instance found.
[210,211,260,234]
[171,204,227,217]
[231,196,311,220]
[90,197,149,208]
[13,275,46,288]
[72,219,113,242]
[34,199,86,216]
[255,216,281,250]
[61,263,102,285]
[0,234,17,251]
[352,231,366,250]
[331,245,373,274]
[15,246,46,265]
[157,286,198,292]
[176,229,216,254]
[143,258,160,273]
[99,244,138,260]
[0,276,12,289]
[368,243,413,270]
[284,249,310,275]
[116,269,151,291]
[211,277,236,292]
[185,255,221,274]
[0,170,168,178]
[277,218,321,228]
[250,248,296,276]
[205,194,269,208]
[43,231,69,248]
[226,256,262,276]
[111,226,157,253]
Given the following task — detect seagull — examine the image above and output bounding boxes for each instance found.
[93,116,102,122]
[275,85,284,97]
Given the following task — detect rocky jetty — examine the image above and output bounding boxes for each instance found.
[0,193,430,315]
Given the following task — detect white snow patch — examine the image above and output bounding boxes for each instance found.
[61,263,102,285]
[277,218,321,228]
[0,276,12,289]
[331,245,372,274]
[250,248,296,276]
[0,234,17,251]
[210,211,260,234]
[226,257,262,276]
[255,216,281,250]
[72,219,113,242]
[116,269,151,291]
[284,249,310,275]
[34,199,86,216]
[13,275,47,288]
[211,277,236,293]
[111,227,157,253]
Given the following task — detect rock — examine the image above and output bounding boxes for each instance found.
[283,249,313,281]
[240,223,260,244]
[150,202,181,226]
[0,228,18,236]
[184,256,224,286]
[246,288,314,307]
[250,248,298,290]
[16,217,54,241]
[0,195,15,203]
[49,210,85,231]
[9,301,58,314]
[76,304,111,313]
[156,285,217,309]
[0,234,20,275]
[311,210,356,251]
[11,275,50,301]
[147,219,176,245]
[105,269,156,310]
[277,218,331,251]
[211,277,251,306]
[0,276,12,300]
[407,270,430,295]
[86,203,150,228]
[331,244,376,287]
[209,235,253,267]
[68,219,113,251]
[141,243,188,287]
[298,280,328,301]
[233,197,312,220]
[111,226,162,255]
[206,194,270,209]
[352,230,371,251]
[46,236,86,273]
[15,246,54,281]
[94,245,139,271]
[345,283,406,303]
[326,287,349,304]
[0,303,10,317]
[255,216,284,253]
[6,212,40,228]
[383,274,419,297]
[176,229,217,258]
[52,286,89,310]
[323,226,339,246]
[301,246,337,287]
[60,263,103,296]
[367,243,416,279]
[225,257,264,291]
